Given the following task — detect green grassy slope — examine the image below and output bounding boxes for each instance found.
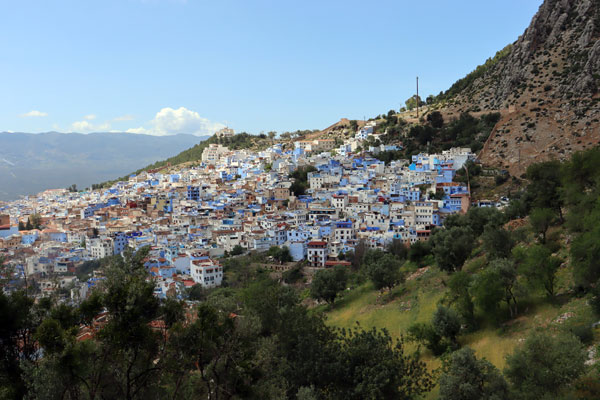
[321,230,598,397]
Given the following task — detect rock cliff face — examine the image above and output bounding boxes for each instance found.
[445,0,600,175]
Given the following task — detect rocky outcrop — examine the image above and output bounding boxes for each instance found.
[443,0,600,175]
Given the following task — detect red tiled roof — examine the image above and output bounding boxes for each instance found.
[325,260,351,266]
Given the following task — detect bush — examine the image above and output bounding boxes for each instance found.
[504,331,587,400]
[591,283,600,315]
[408,241,432,266]
[567,324,594,345]
[282,266,304,284]
[432,227,476,272]
[310,266,347,304]
[495,174,508,185]
[439,347,509,400]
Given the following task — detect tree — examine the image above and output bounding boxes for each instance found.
[187,283,207,301]
[493,259,519,318]
[267,131,276,140]
[97,247,164,399]
[432,306,461,346]
[405,95,423,111]
[386,239,408,260]
[529,208,555,243]
[0,290,41,399]
[432,227,475,272]
[28,214,42,230]
[280,131,292,140]
[471,267,504,317]
[525,160,563,219]
[349,239,367,270]
[408,240,432,266]
[571,224,600,289]
[335,326,434,399]
[482,225,514,260]
[231,244,244,256]
[426,111,444,128]
[464,205,504,236]
[514,244,561,297]
[505,198,528,221]
[282,265,303,284]
[160,297,185,329]
[407,322,445,355]
[267,246,293,263]
[290,180,308,196]
[439,347,509,400]
[349,120,358,132]
[408,306,460,356]
[591,282,600,316]
[445,271,475,327]
[504,331,587,400]
[310,266,347,304]
[365,253,403,291]
[79,291,103,323]
[409,125,435,145]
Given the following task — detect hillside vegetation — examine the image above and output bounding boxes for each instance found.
[317,145,600,398]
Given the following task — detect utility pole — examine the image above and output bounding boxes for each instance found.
[416,76,419,119]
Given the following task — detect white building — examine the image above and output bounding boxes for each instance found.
[190,259,223,288]
[201,144,229,165]
[215,127,235,138]
[307,241,328,267]
[87,237,114,259]
[331,194,349,210]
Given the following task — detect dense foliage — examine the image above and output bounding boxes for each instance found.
[289,165,318,196]
[0,249,434,400]
[374,111,500,163]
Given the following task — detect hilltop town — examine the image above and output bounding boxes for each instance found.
[0,124,478,301]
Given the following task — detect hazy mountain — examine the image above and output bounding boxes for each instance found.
[0,131,207,200]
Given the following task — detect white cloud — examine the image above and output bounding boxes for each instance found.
[20,110,48,118]
[70,120,111,133]
[64,107,222,136]
[125,126,148,134]
[114,114,135,121]
[147,106,225,136]
[71,120,93,132]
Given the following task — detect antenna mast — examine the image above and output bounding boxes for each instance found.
[416,76,419,119]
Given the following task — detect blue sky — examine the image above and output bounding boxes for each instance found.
[1,0,543,136]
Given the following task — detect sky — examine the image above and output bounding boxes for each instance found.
[1,0,543,136]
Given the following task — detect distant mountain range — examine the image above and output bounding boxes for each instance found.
[0,132,207,201]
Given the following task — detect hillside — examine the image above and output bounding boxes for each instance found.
[99,132,275,186]
[316,146,600,398]
[437,0,600,176]
[0,132,204,200]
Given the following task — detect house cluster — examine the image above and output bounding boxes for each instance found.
[0,125,476,303]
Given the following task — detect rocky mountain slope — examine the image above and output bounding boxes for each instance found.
[441,0,600,175]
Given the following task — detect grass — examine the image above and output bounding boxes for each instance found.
[326,269,445,338]
[322,264,600,397]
